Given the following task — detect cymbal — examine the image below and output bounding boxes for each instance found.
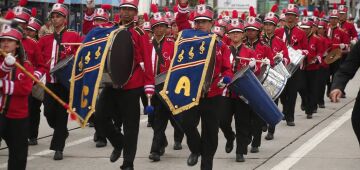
[324,48,342,64]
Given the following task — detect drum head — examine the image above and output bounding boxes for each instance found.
[107,29,134,87]
[50,55,74,74]
[256,65,270,84]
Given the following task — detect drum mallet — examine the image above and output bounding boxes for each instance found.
[144,94,154,115]
[0,49,83,121]
[237,57,266,63]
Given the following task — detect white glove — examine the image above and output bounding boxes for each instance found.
[351,39,357,45]
[262,58,270,66]
[5,54,16,66]
[217,78,226,88]
[86,0,95,8]
[249,58,256,68]
[139,62,145,71]
[339,43,346,49]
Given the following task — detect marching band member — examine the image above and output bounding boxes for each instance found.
[148,5,184,162]
[221,11,255,162]
[261,4,290,140]
[25,8,42,40]
[82,3,113,35]
[82,0,95,35]
[243,6,273,155]
[170,6,179,40]
[142,13,152,37]
[176,0,233,168]
[299,9,323,119]
[0,11,34,169]
[317,14,331,109]
[275,0,308,126]
[212,15,231,45]
[327,6,350,100]
[94,0,154,169]
[38,0,82,160]
[12,1,47,146]
[338,0,358,45]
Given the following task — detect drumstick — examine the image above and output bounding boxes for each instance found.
[236,56,265,63]
[0,49,84,121]
[61,43,82,46]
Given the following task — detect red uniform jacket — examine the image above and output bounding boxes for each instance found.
[261,34,290,66]
[318,35,331,68]
[22,37,46,79]
[245,39,274,75]
[340,21,358,41]
[119,22,154,93]
[0,58,33,119]
[305,34,323,71]
[38,29,82,83]
[150,36,174,76]
[275,26,309,54]
[327,26,350,51]
[176,10,233,98]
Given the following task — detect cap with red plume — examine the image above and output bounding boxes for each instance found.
[28,16,43,32]
[150,4,168,28]
[245,6,262,31]
[142,13,151,31]
[264,4,280,25]
[286,0,299,16]
[271,4,278,13]
[13,0,31,23]
[50,0,69,17]
[338,0,348,13]
[333,3,337,9]
[232,10,238,19]
[93,4,111,21]
[193,1,214,21]
[119,0,139,10]
[0,11,23,41]
[330,5,339,18]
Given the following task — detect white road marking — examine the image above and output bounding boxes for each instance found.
[0,117,148,169]
[271,109,353,170]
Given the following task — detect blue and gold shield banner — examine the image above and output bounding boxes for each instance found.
[69,26,118,127]
[159,29,216,115]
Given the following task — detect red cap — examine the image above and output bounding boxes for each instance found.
[94,4,111,21]
[300,10,313,28]
[0,11,23,41]
[119,0,139,10]
[338,0,348,14]
[285,0,299,16]
[264,4,279,25]
[13,0,31,23]
[150,4,168,28]
[194,0,214,21]
[329,4,339,18]
[50,0,68,17]
[244,6,262,31]
[27,17,42,31]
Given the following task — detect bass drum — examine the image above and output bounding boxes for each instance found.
[106,28,134,88]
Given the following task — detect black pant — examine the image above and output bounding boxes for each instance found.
[219,97,235,142]
[1,117,29,170]
[95,87,142,168]
[180,96,223,170]
[150,95,184,154]
[304,70,319,114]
[28,96,42,140]
[352,90,360,146]
[43,83,69,151]
[318,67,330,105]
[233,98,252,154]
[280,70,305,122]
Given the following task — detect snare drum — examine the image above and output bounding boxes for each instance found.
[287,46,305,75]
[273,62,291,79]
[257,65,287,100]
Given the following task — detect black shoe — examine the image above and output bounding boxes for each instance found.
[301,105,305,111]
[159,146,166,156]
[313,109,318,113]
[28,138,38,145]
[149,152,161,162]
[93,133,98,142]
[187,153,199,166]
[250,147,259,153]
[236,154,245,162]
[110,149,122,163]
[265,133,274,140]
[120,166,134,170]
[225,139,234,153]
[96,140,107,148]
[307,114,313,119]
[286,121,295,126]
[318,104,325,108]
[262,125,268,132]
[147,122,152,127]
[173,141,182,150]
[53,151,63,160]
